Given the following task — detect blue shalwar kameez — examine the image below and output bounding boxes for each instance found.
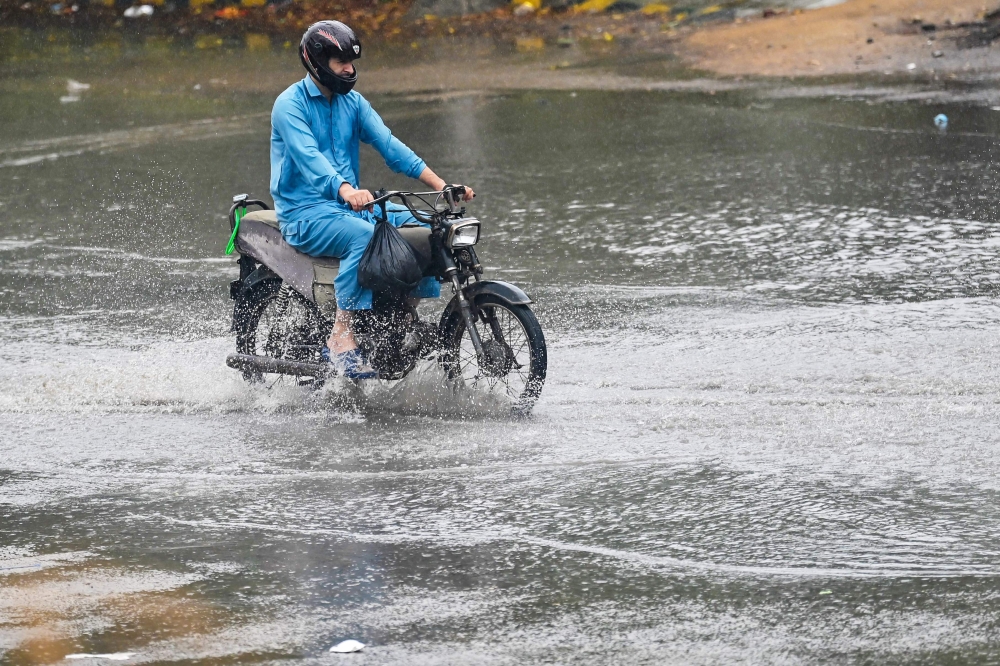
[270,76,440,311]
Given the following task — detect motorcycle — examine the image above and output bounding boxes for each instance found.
[224,186,547,414]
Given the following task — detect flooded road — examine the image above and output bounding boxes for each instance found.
[4,47,1000,663]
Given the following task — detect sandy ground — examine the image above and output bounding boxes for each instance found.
[362,0,1000,98]
[682,0,1000,77]
[8,0,1000,105]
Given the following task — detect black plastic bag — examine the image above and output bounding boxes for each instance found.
[358,219,424,293]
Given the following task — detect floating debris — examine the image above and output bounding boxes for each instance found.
[60,78,90,104]
[934,113,948,129]
[65,654,135,661]
[329,640,365,653]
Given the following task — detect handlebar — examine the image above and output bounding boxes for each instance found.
[370,186,471,225]
[370,185,468,208]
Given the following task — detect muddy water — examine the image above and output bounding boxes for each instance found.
[4,50,1000,663]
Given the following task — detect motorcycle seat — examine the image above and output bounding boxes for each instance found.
[236,210,434,313]
[240,209,432,262]
[243,209,280,230]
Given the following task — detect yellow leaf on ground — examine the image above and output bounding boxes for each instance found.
[245,33,270,51]
[195,35,223,49]
[574,0,616,13]
[641,2,671,14]
[516,36,545,50]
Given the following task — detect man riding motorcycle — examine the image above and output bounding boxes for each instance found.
[270,20,474,379]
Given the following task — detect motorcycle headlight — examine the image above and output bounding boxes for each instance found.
[448,220,481,248]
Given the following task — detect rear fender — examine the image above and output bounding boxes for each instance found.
[241,265,280,295]
[230,266,280,332]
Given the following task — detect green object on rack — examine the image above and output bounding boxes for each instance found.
[225,207,245,256]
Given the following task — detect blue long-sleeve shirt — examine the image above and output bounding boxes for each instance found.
[270,76,427,222]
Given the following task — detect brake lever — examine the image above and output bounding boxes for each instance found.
[373,189,388,222]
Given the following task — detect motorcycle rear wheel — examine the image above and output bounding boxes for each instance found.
[441,294,547,415]
[233,279,327,383]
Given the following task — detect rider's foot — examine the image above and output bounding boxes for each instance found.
[321,346,378,380]
[401,321,440,356]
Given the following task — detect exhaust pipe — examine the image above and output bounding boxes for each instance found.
[226,353,326,377]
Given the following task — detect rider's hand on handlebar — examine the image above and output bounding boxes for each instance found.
[451,184,475,202]
[339,183,375,212]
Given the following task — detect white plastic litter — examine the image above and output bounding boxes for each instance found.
[122,4,153,17]
[65,654,135,661]
[61,79,90,103]
[329,640,365,653]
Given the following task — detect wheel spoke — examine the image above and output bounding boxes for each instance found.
[450,303,538,403]
[501,372,516,398]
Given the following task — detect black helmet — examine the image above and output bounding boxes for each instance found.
[299,21,361,96]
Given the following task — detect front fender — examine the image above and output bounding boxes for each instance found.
[440,279,533,327]
[464,279,532,305]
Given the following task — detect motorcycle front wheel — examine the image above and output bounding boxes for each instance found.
[441,294,547,415]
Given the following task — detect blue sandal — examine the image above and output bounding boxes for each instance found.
[321,346,378,380]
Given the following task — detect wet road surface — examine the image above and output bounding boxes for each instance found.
[3,51,1000,664]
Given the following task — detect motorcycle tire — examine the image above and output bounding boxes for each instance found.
[440,294,547,415]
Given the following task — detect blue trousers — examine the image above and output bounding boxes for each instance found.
[280,202,441,311]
